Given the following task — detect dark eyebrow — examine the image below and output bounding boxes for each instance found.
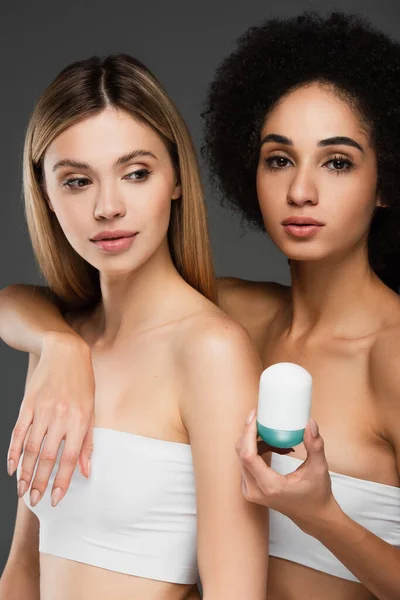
[260,134,293,147]
[317,136,364,153]
[260,133,364,154]
[52,150,157,172]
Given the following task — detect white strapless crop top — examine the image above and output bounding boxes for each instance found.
[22,427,198,584]
[269,453,400,582]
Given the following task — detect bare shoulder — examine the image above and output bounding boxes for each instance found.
[175,304,261,371]
[370,319,400,395]
[217,277,290,341]
[369,306,400,450]
[370,288,400,376]
[218,277,289,310]
[173,301,262,432]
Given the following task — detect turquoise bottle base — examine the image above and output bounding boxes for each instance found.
[257,422,305,448]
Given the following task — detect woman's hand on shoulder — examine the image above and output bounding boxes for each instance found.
[8,332,95,508]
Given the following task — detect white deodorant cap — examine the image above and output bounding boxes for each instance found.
[257,362,312,431]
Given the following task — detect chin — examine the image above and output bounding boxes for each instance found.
[98,261,145,278]
[277,241,331,263]
[286,252,328,262]
[85,253,141,277]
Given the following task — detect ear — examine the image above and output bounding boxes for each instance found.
[171,181,182,201]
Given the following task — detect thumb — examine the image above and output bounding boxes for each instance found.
[302,418,327,468]
[79,413,94,478]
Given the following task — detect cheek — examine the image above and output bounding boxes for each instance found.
[256,170,286,227]
[140,177,174,234]
[50,197,91,252]
[256,166,270,206]
[322,176,378,233]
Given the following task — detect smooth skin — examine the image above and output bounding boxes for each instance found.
[232,83,400,600]
[2,83,400,599]
[0,107,268,600]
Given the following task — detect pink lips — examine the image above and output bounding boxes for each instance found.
[90,230,138,253]
[281,217,325,239]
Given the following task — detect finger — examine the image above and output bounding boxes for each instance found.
[234,406,258,457]
[78,413,94,478]
[239,409,279,486]
[29,426,64,507]
[235,434,244,457]
[302,419,328,471]
[17,420,48,497]
[241,465,268,506]
[242,463,262,494]
[51,426,87,507]
[7,411,33,476]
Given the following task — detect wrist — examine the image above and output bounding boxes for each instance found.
[41,330,90,357]
[297,496,345,538]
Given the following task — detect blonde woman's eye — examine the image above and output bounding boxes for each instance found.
[62,177,91,189]
[125,169,152,181]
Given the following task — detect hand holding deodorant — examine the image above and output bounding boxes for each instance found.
[257,362,312,448]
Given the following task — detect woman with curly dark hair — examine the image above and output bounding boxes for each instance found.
[211,12,400,600]
[1,10,400,600]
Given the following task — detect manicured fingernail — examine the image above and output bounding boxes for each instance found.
[18,480,27,497]
[30,489,40,507]
[246,409,256,425]
[309,418,319,438]
[7,459,15,476]
[87,458,91,479]
[51,487,63,507]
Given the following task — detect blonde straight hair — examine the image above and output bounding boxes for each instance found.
[23,54,216,309]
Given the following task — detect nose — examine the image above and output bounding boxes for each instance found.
[287,166,318,207]
[94,184,127,220]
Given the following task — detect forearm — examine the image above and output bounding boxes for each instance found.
[307,501,400,600]
[0,559,40,600]
[0,284,77,355]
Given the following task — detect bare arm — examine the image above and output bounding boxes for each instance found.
[0,284,77,354]
[0,354,41,600]
[0,284,95,505]
[181,317,268,600]
[0,500,40,600]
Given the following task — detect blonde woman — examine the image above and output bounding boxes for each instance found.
[0,54,268,600]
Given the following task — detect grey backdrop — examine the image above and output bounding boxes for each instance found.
[1,0,399,571]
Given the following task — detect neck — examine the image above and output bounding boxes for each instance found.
[94,238,182,345]
[287,244,384,339]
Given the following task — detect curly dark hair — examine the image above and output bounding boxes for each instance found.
[202,12,400,292]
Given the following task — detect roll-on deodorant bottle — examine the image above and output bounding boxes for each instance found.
[257,362,312,448]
